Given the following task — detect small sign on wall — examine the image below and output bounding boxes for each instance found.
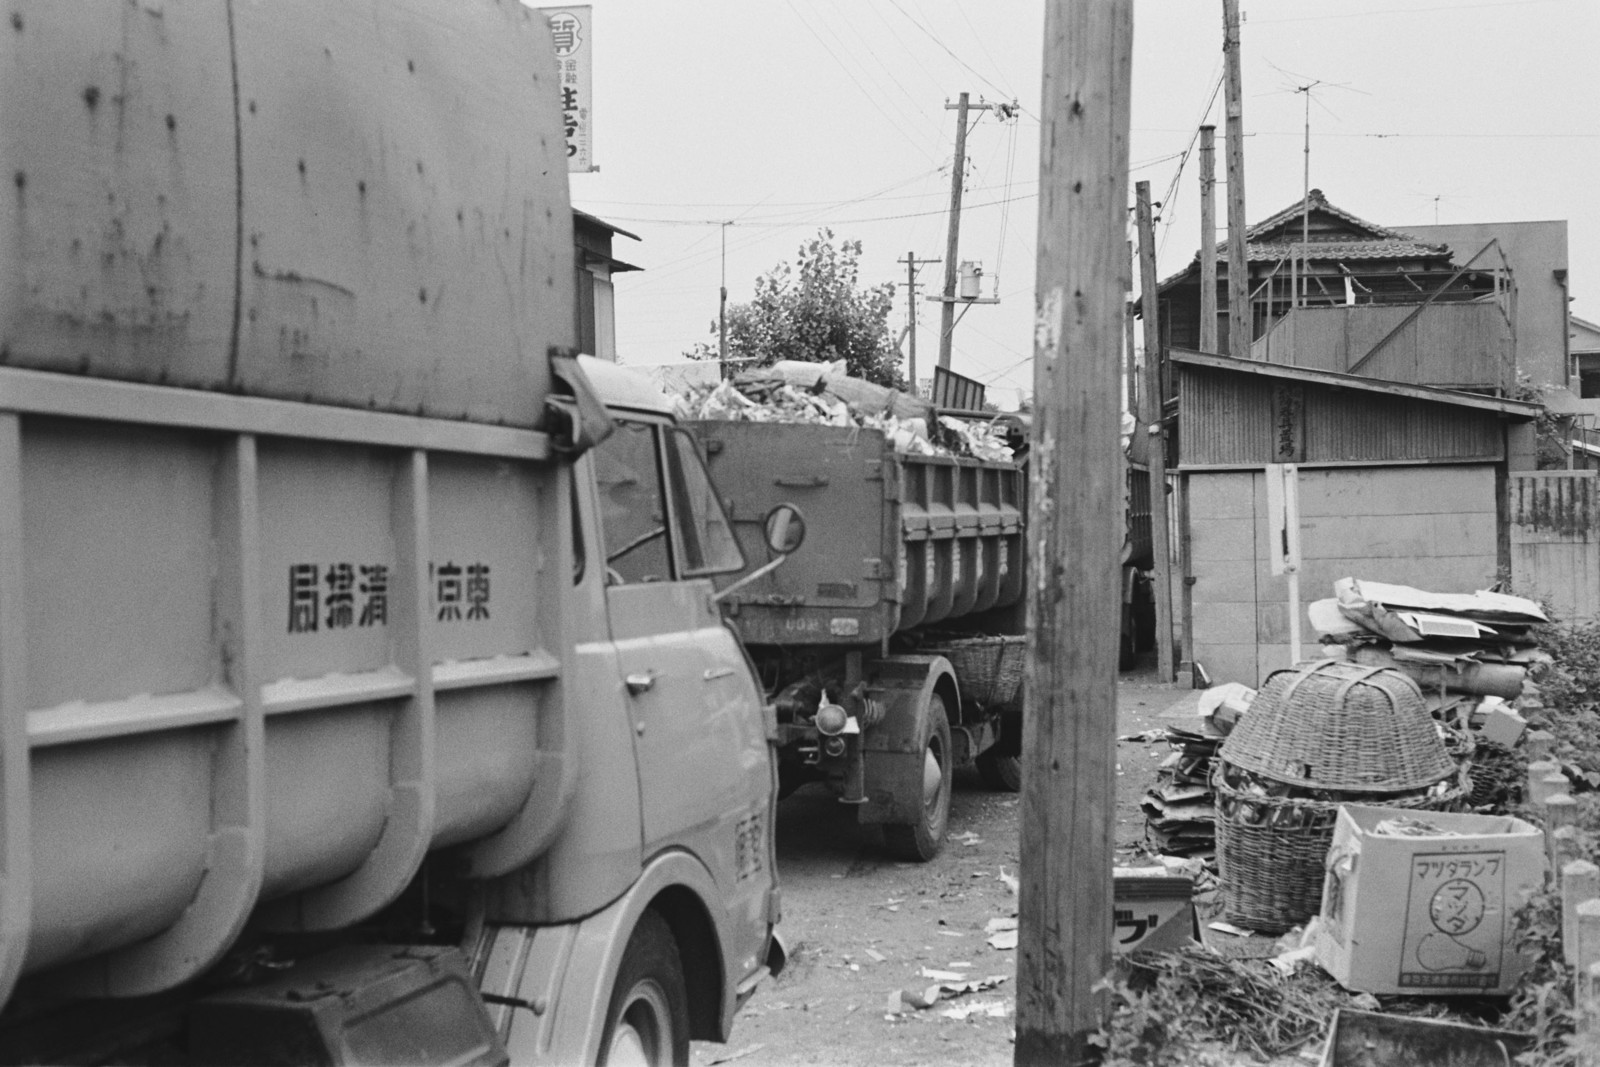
[1264,463,1301,577]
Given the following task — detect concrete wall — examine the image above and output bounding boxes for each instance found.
[1187,464,1500,686]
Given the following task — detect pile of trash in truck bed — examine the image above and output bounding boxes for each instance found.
[672,359,1017,463]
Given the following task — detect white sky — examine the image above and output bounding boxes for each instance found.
[558,0,1599,406]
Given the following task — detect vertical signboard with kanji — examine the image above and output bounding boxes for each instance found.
[533,5,594,173]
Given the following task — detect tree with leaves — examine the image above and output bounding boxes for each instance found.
[687,229,906,389]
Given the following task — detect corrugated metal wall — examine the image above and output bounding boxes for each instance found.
[1179,366,1504,467]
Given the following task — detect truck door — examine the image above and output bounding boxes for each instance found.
[592,418,775,969]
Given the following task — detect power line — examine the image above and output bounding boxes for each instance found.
[593,191,1037,230]
[814,0,947,145]
[1250,0,1571,23]
[784,0,942,167]
[886,0,1034,120]
[1136,127,1600,140]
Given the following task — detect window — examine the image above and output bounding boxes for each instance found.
[593,419,672,584]
[664,429,745,577]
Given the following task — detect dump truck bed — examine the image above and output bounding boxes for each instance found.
[0,0,580,1007]
[693,420,1025,645]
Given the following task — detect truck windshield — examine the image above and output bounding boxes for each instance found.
[664,428,745,577]
[594,420,672,584]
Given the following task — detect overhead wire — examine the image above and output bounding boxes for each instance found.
[784,0,942,167]
[886,0,1035,120]
[813,0,946,145]
[608,167,949,290]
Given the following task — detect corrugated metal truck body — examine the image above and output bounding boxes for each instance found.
[0,4,778,1064]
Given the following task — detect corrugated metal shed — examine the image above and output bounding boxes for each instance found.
[1174,350,1536,468]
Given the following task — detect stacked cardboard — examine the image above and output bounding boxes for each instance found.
[1311,578,1549,746]
[1142,684,1255,857]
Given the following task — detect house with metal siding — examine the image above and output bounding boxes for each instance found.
[1173,350,1539,686]
[1147,191,1591,683]
[1156,189,1504,363]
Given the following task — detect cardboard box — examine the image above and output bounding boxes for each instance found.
[1314,805,1545,995]
[1112,871,1196,954]
[1475,700,1528,748]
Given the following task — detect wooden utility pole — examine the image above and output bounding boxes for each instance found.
[1136,183,1176,684]
[1199,125,1219,354]
[937,93,1001,369]
[1016,2,1131,1064]
[1222,0,1250,359]
[899,252,939,392]
[719,221,732,379]
[1125,241,1138,416]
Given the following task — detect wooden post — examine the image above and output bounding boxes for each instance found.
[939,94,972,371]
[1527,759,1561,799]
[1017,2,1132,1063]
[1526,729,1556,760]
[1579,899,1600,975]
[1136,182,1175,683]
[1578,899,1600,1058]
[1125,242,1138,417]
[1565,862,1600,966]
[1585,962,1600,1067]
[1531,770,1571,807]
[1543,793,1579,870]
[1198,125,1218,354]
[1554,826,1583,876]
[1221,0,1250,359]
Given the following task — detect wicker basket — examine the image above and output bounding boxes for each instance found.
[925,635,1026,707]
[1220,660,1455,793]
[1213,761,1468,933]
[1466,740,1526,810]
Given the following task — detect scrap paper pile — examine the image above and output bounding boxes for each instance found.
[671,360,1015,462]
[1310,578,1550,750]
[1142,684,1255,858]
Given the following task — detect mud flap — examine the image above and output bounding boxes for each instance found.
[857,656,955,826]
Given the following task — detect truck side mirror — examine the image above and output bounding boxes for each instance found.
[714,502,806,605]
[764,504,806,556]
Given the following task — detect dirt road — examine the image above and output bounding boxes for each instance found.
[692,669,1185,1067]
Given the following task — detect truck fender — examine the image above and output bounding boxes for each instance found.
[481,849,767,1065]
[858,655,958,826]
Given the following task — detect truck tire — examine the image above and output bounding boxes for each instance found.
[882,690,953,862]
[976,708,1022,793]
[598,910,691,1067]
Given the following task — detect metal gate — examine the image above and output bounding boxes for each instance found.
[1509,471,1600,622]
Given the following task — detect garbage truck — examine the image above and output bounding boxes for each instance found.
[690,409,1155,861]
[0,3,782,1064]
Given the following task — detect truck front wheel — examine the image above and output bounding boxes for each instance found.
[599,910,690,1067]
[882,690,953,861]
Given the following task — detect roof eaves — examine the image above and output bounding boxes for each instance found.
[1170,348,1541,419]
